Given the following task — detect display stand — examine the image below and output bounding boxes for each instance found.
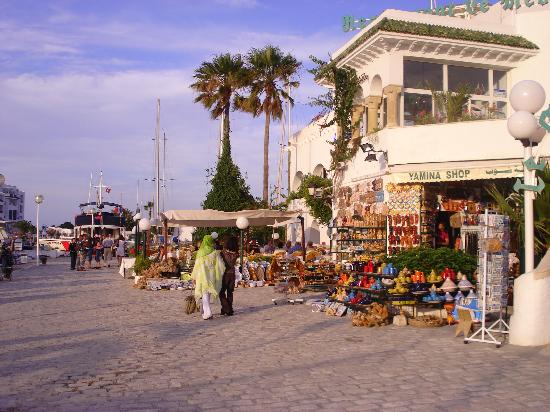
[465,209,510,347]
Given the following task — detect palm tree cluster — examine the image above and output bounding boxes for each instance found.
[191,46,301,204]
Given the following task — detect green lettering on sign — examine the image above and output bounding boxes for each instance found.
[342,15,354,32]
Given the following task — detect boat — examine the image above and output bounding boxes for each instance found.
[74,173,126,239]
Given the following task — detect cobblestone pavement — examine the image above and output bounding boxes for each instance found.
[1,259,550,412]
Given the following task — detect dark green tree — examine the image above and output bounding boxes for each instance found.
[59,221,74,230]
[13,220,36,235]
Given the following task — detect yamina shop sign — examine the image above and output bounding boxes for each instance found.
[389,165,523,184]
[343,0,549,32]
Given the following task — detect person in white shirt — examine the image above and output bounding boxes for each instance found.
[102,234,114,267]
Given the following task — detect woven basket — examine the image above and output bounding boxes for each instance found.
[408,317,445,328]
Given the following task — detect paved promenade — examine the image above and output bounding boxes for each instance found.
[1,259,550,411]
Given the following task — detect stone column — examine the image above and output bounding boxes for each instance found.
[351,104,365,141]
[365,96,382,134]
[383,85,403,128]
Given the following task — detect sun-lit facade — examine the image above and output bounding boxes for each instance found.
[289,3,550,252]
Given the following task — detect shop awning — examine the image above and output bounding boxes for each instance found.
[161,209,302,228]
[388,160,524,184]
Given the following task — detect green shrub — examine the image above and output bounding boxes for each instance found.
[386,247,477,280]
[133,254,152,275]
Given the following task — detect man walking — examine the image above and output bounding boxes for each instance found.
[102,234,114,268]
[69,237,78,270]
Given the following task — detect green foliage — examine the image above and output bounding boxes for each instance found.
[121,208,135,231]
[59,221,74,230]
[288,175,333,225]
[133,254,152,275]
[318,18,538,78]
[432,84,472,123]
[487,164,550,253]
[309,56,361,170]
[13,220,36,235]
[386,247,478,279]
[143,201,154,219]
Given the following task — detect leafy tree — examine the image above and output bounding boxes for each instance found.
[59,221,74,230]
[120,208,135,231]
[239,46,301,203]
[287,174,333,225]
[13,220,36,235]
[487,165,550,254]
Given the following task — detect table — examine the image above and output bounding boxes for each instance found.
[119,257,136,278]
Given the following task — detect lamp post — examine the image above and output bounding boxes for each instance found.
[138,217,151,258]
[34,194,44,266]
[133,212,141,255]
[507,80,547,273]
[236,216,249,272]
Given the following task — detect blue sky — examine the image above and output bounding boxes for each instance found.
[0,0,436,225]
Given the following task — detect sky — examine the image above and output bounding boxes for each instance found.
[0,0,435,225]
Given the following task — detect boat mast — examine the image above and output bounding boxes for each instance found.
[162,131,166,213]
[154,99,161,222]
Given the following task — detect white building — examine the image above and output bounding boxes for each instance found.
[0,174,25,222]
[289,2,550,255]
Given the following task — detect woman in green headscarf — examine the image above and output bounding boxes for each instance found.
[191,235,225,320]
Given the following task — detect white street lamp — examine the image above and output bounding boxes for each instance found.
[138,217,151,257]
[507,80,546,273]
[133,212,142,221]
[236,216,249,271]
[508,80,549,347]
[272,232,280,240]
[34,194,44,266]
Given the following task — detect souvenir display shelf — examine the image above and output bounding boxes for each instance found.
[329,223,387,261]
[464,210,510,347]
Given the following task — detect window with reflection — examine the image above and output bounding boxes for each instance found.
[404,60,443,90]
[404,93,433,126]
[493,71,507,97]
[448,65,489,95]
[493,101,507,119]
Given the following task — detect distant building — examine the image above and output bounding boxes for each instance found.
[0,174,25,222]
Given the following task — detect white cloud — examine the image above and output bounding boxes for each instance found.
[0,69,305,224]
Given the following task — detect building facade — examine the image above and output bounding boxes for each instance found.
[0,174,25,222]
[289,3,550,256]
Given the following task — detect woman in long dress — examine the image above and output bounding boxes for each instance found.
[191,235,225,320]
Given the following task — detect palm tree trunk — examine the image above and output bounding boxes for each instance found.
[263,113,270,203]
[221,105,231,157]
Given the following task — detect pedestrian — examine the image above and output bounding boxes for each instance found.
[220,236,239,316]
[288,241,302,256]
[76,235,85,271]
[94,239,103,269]
[69,237,78,270]
[263,240,275,254]
[436,222,450,248]
[116,237,125,266]
[191,235,225,320]
[86,238,94,269]
[1,243,14,281]
[102,233,114,268]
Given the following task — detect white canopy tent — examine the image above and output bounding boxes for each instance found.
[160,208,305,259]
[161,209,302,228]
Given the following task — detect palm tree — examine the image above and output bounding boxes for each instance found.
[240,46,301,203]
[190,53,247,155]
[143,201,154,219]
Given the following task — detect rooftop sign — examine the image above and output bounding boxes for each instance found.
[343,0,549,32]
